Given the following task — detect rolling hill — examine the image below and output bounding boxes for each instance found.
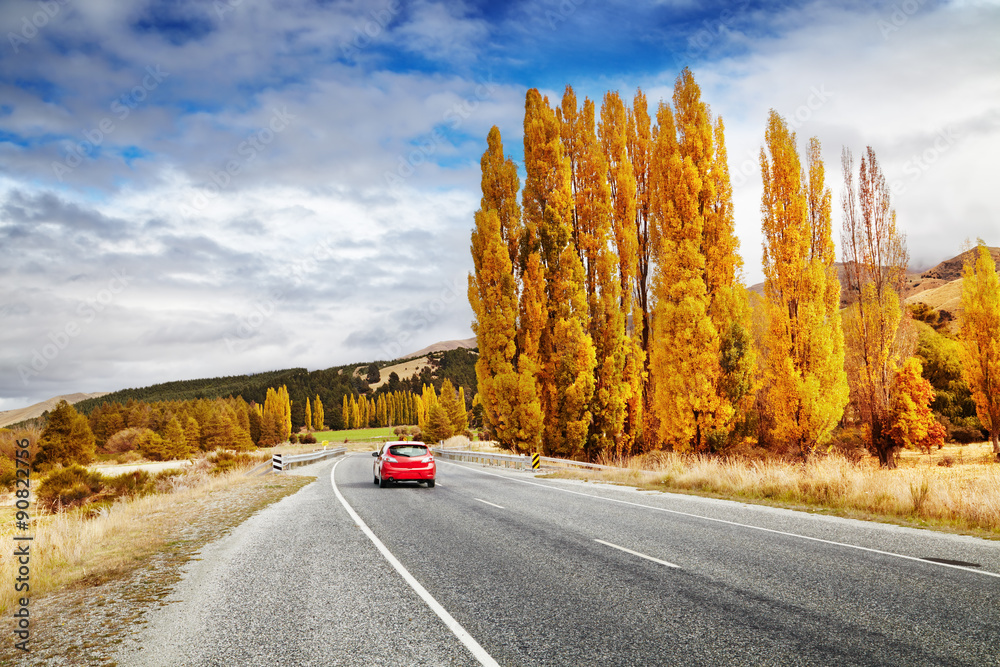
[0,392,109,428]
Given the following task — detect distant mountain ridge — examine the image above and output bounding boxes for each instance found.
[748,246,999,313]
[403,337,477,359]
[3,338,481,429]
[0,392,109,428]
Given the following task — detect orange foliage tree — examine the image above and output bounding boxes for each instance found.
[889,357,946,454]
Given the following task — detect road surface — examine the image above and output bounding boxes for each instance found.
[117,454,1000,666]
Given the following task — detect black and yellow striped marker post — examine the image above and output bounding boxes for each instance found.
[531,453,540,470]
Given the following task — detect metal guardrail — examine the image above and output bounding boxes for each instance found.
[432,448,621,472]
[272,446,347,472]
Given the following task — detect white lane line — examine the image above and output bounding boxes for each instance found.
[438,461,1000,580]
[474,498,504,509]
[595,539,681,569]
[331,458,500,667]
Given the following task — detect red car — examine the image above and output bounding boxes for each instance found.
[372,441,436,488]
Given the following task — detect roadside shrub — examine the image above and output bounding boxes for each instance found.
[37,465,105,511]
[0,456,16,491]
[288,433,299,444]
[118,450,142,464]
[207,450,256,475]
[105,470,156,500]
[299,432,317,444]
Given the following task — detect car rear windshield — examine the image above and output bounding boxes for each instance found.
[388,445,429,458]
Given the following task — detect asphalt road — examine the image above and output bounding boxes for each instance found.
[118,454,1000,666]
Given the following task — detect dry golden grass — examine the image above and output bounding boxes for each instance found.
[439,435,507,453]
[551,442,1000,539]
[0,459,309,615]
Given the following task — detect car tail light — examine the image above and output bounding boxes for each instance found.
[383,455,398,462]
[421,456,433,463]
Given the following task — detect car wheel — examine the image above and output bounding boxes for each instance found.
[379,476,389,488]
[373,474,379,485]
[426,479,435,488]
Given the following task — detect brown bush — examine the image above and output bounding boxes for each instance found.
[37,465,105,511]
[104,428,150,454]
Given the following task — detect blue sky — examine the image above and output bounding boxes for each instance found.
[1,0,998,409]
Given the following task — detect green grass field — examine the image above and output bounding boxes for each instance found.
[313,426,399,443]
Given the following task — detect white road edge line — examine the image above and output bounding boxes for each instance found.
[474,498,504,509]
[331,458,500,667]
[595,539,680,569]
[439,460,1000,579]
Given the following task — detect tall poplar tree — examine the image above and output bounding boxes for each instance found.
[648,69,752,452]
[560,89,630,458]
[523,88,596,458]
[841,146,909,467]
[313,395,324,431]
[599,91,645,454]
[469,126,543,452]
[759,114,848,458]
[959,242,1000,458]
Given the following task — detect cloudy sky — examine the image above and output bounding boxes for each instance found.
[1,0,998,410]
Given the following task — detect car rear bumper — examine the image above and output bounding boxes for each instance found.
[382,465,435,481]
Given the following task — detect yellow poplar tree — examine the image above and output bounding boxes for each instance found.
[523,88,596,458]
[313,395,324,431]
[841,146,909,467]
[560,88,629,459]
[648,69,751,452]
[469,126,537,450]
[304,398,312,433]
[599,90,645,454]
[260,387,283,446]
[959,242,1000,458]
[759,114,848,458]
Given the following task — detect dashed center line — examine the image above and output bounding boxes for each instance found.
[439,460,1000,579]
[595,539,681,569]
[331,458,500,667]
[474,498,504,509]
